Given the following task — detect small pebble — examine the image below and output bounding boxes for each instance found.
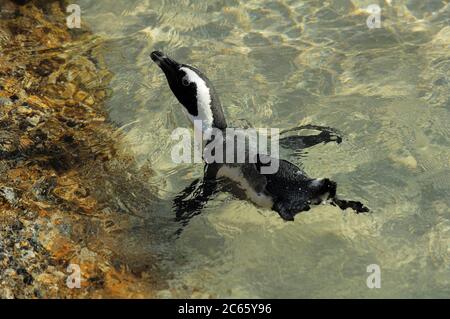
[0,186,19,206]
[0,97,12,106]
[27,115,41,126]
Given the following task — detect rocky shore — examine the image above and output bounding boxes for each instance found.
[0,0,160,298]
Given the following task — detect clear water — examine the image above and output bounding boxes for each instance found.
[76,0,450,297]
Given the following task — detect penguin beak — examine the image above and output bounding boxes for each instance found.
[150,51,180,75]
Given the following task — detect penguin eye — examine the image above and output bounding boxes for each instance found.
[182,78,190,86]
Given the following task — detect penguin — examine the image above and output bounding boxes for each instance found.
[150,50,369,228]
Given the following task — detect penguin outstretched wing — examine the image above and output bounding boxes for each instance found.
[172,164,221,236]
[278,124,342,152]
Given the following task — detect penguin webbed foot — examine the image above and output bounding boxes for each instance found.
[331,197,370,214]
[309,178,369,214]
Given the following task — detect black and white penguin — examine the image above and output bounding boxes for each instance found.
[150,51,368,226]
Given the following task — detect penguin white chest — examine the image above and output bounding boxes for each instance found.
[217,166,273,208]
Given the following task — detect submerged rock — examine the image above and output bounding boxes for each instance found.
[0,97,13,106]
[0,186,19,206]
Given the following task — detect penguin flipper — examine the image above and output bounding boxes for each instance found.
[172,177,218,236]
[279,124,342,151]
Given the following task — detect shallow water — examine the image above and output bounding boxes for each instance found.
[76,0,450,297]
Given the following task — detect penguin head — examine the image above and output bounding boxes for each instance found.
[151,51,227,132]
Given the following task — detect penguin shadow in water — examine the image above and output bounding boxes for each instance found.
[149,51,369,236]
